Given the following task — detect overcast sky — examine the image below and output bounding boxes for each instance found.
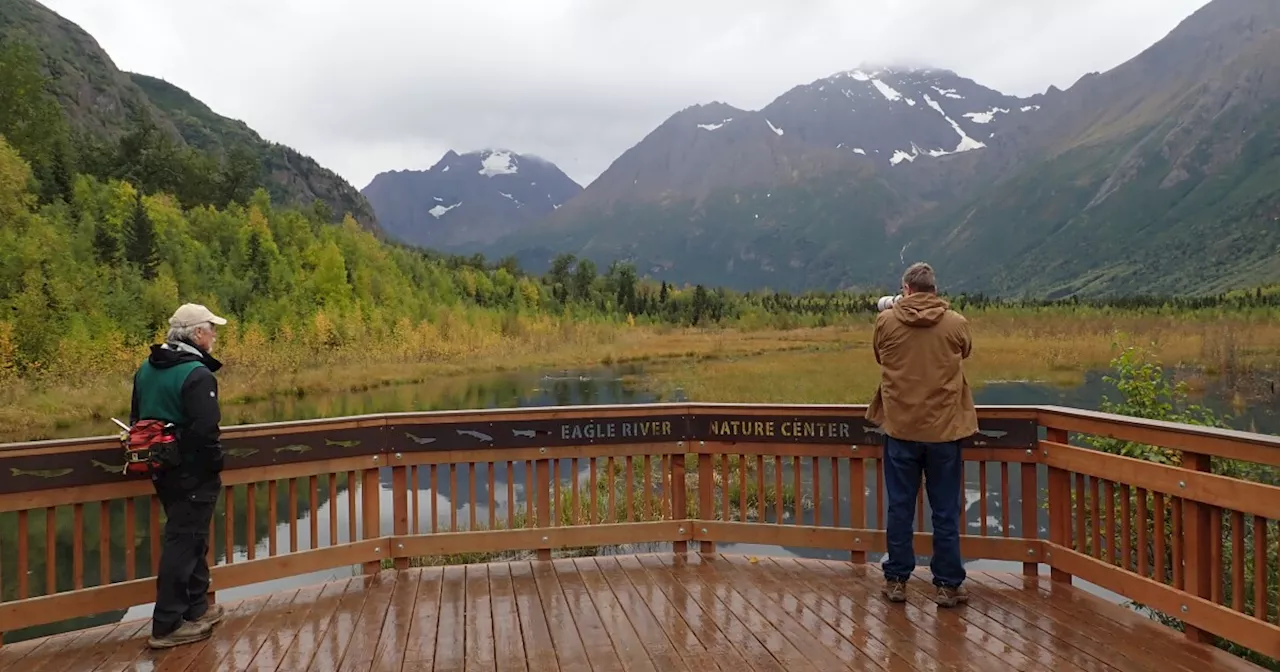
[45,0,1211,188]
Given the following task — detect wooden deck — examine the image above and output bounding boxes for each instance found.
[0,553,1264,672]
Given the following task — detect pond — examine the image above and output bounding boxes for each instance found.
[3,364,1277,642]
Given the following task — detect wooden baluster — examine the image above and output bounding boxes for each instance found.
[527,460,536,524]
[876,459,886,529]
[641,455,652,521]
[1104,481,1116,565]
[811,456,821,527]
[123,498,135,579]
[1090,477,1102,559]
[308,476,319,551]
[45,507,57,594]
[223,487,234,562]
[671,454,687,554]
[1137,488,1150,577]
[719,455,729,523]
[1000,462,1010,538]
[607,457,616,524]
[469,462,479,530]
[739,455,749,523]
[627,455,637,522]
[978,461,988,537]
[1180,452,1213,642]
[508,462,517,529]
[1120,485,1132,572]
[589,457,598,525]
[18,510,29,598]
[348,471,358,544]
[1253,515,1267,620]
[150,496,161,575]
[829,457,839,528]
[73,503,84,589]
[1020,461,1038,575]
[247,482,257,560]
[431,465,439,534]
[697,454,714,555]
[1172,497,1184,589]
[535,459,551,560]
[1231,509,1245,611]
[393,464,409,570]
[287,478,298,553]
[411,466,420,535]
[327,475,337,547]
[361,468,381,573]
[267,479,278,556]
[1074,473,1087,553]
[774,456,784,525]
[1154,492,1167,583]
[850,456,867,564]
[450,464,459,532]
[97,503,109,587]
[1209,507,1223,604]
[490,462,499,529]
[1046,427,1072,584]
[792,456,802,525]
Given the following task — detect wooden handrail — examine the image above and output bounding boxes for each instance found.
[0,403,1275,662]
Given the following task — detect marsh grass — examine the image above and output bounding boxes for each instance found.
[639,314,1280,405]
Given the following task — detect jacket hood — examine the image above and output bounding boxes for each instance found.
[147,340,223,373]
[891,292,951,327]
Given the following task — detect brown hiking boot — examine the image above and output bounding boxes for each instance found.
[147,620,212,649]
[934,585,969,608]
[882,579,907,603]
[191,604,225,628]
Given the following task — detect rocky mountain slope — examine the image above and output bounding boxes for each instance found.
[0,0,376,227]
[362,150,581,249]
[490,0,1280,296]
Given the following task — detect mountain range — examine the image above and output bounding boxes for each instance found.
[366,0,1280,297]
[0,0,376,227]
[362,150,581,249]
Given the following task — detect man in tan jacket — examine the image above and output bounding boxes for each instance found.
[866,262,977,608]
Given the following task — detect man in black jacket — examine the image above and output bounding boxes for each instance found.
[130,303,228,649]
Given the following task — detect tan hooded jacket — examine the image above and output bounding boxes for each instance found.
[865,292,978,443]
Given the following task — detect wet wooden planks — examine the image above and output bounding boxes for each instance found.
[4,554,1267,671]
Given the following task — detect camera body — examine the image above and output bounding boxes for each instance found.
[876,294,903,311]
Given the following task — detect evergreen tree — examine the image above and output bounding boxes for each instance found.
[124,191,159,280]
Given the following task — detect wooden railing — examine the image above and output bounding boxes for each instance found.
[0,403,1276,661]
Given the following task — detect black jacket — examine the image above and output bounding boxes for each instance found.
[129,340,224,499]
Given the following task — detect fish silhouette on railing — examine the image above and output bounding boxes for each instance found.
[275,444,313,454]
[512,428,550,438]
[224,447,260,458]
[456,429,494,443]
[324,439,361,448]
[10,467,73,479]
[404,432,437,444]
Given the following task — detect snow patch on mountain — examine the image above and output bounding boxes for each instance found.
[429,202,461,218]
[963,108,1011,124]
[478,151,517,176]
[766,118,784,135]
[698,118,733,131]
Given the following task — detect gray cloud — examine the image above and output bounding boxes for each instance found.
[46,0,1211,187]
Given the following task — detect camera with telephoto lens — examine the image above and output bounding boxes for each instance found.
[876,294,903,311]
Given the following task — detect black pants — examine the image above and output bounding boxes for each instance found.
[152,476,218,637]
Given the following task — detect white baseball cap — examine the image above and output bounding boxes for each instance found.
[169,303,228,328]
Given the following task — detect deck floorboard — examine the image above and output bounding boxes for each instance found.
[5,554,1266,671]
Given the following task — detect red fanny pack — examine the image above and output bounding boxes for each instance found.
[121,419,180,475]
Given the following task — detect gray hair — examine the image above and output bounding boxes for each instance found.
[167,322,209,344]
[902,262,937,293]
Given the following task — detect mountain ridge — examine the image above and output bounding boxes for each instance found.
[362,149,582,250]
[481,0,1280,296]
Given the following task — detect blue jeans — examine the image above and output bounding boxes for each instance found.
[882,435,966,588]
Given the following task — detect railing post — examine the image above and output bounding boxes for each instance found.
[361,465,382,574]
[535,458,551,561]
[1046,427,1073,584]
[391,456,409,571]
[697,445,715,555]
[1021,460,1039,576]
[1181,451,1214,643]
[671,450,688,555]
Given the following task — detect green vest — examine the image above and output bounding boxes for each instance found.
[133,360,205,425]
